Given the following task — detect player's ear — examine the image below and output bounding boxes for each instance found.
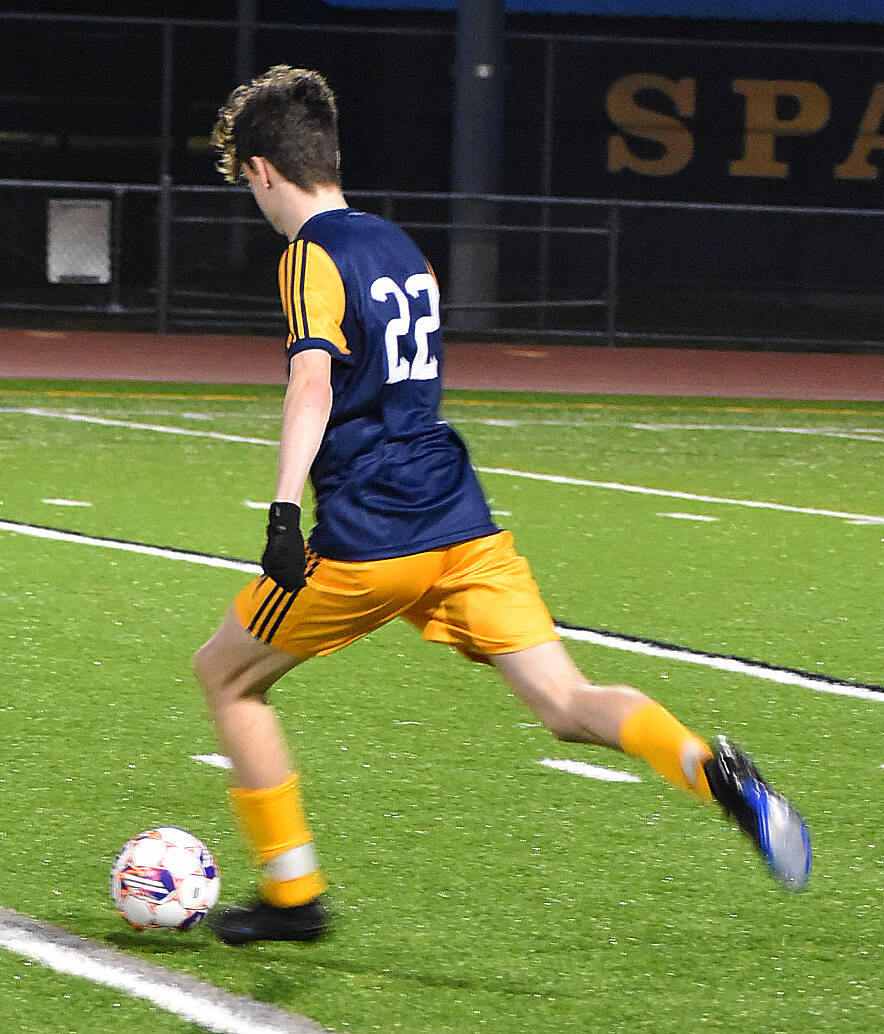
[249,156,274,189]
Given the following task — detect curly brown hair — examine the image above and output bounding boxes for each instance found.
[212,65,340,190]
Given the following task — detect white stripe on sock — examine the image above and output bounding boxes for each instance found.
[263,843,320,884]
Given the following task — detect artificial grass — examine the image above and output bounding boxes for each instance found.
[0,381,881,1033]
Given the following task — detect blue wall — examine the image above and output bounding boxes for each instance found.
[323,1,884,23]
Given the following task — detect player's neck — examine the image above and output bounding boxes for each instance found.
[286,185,348,240]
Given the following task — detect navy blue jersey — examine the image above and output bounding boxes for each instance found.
[279,208,498,561]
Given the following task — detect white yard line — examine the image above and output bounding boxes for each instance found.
[657,512,719,522]
[190,751,642,784]
[558,625,883,703]
[10,406,884,441]
[191,754,234,770]
[0,521,261,574]
[475,466,884,524]
[3,405,881,524]
[0,908,326,1034]
[0,407,278,446]
[538,759,641,782]
[1,519,880,703]
[456,417,884,443]
[627,422,884,444]
[9,405,884,440]
[1,405,280,420]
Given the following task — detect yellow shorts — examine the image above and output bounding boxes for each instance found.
[233,530,559,662]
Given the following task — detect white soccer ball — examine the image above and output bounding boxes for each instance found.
[110,826,220,931]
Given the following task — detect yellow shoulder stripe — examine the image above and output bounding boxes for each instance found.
[278,240,349,354]
[277,245,295,336]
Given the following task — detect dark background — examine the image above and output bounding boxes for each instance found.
[1,3,882,346]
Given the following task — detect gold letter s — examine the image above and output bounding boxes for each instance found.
[607,74,696,177]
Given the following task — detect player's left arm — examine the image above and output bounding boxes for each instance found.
[276,239,346,505]
[261,349,332,591]
[262,239,350,590]
[276,348,333,507]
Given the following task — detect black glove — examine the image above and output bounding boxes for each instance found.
[261,502,307,591]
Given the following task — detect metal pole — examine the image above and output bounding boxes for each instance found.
[605,204,620,348]
[159,22,174,183]
[157,174,172,333]
[235,0,258,80]
[109,186,124,313]
[156,22,175,332]
[538,38,555,330]
[230,0,258,273]
[448,0,505,332]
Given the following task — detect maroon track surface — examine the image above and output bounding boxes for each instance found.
[1,328,883,400]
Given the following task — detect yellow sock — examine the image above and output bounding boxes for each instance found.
[230,775,327,907]
[618,700,714,801]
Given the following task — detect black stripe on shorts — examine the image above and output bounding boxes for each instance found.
[248,584,284,636]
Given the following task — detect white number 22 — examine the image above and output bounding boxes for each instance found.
[370,273,440,384]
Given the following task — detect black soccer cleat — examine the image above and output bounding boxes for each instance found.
[209,896,330,946]
[704,736,811,891]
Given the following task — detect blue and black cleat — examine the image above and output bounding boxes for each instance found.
[704,736,811,891]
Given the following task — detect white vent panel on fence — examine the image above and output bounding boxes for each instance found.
[46,199,111,284]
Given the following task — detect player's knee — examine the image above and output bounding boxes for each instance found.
[191,643,216,696]
[192,642,273,709]
[191,641,238,702]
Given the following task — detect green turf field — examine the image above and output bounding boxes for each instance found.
[0,379,882,1033]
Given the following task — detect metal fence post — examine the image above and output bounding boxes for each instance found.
[538,38,555,330]
[159,22,174,184]
[229,0,258,274]
[157,174,172,333]
[156,20,175,333]
[448,0,505,332]
[110,186,124,313]
[606,204,620,347]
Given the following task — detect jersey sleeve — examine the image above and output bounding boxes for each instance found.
[278,240,353,363]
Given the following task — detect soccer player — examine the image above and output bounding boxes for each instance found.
[195,66,811,946]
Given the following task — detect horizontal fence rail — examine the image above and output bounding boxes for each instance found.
[1,179,882,350]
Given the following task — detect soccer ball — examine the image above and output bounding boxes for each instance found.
[110,826,220,931]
